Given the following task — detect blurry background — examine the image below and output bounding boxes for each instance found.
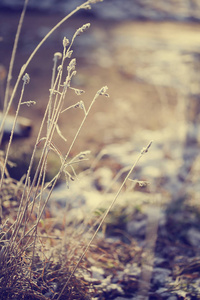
[1,0,200,21]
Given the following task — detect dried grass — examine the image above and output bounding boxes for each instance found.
[0,0,153,299]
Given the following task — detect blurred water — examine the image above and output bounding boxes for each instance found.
[1,0,200,22]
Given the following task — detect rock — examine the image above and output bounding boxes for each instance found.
[155,288,173,299]
[154,257,170,269]
[186,227,200,248]
[126,217,147,239]
[152,267,171,286]
[0,112,32,142]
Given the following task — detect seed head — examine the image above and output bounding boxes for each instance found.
[74,89,85,95]
[79,101,84,110]
[67,58,76,71]
[53,52,62,61]
[71,71,77,77]
[22,73,30,84]
[83,5,91,10]
[66,50,73,59]
[97,86,109,96]
[21,100,36,107]
[57,65,62,72]
[76,23,91,36]
[78,150,91,160]
[141,141,153,154]
[63,37,69,48]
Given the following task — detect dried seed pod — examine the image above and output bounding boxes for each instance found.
[83,5,91,10]
[53,52,62,61]
[76,23,91,36]
[22,73,30,84]
[63,37,69,48]
[97,86,109,96]
[57,65,62,72]
[78,150,91,160]
[74,89,85,95]
[67,58,76,71]
[66,50,73,59]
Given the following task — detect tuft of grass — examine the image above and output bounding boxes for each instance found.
[0,0,153,299]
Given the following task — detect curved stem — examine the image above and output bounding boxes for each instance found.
[0,0,29,145]
[0,0,91,145]
[57,141,153,300]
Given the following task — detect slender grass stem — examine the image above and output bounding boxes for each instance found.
[56,141,153,300]
[3,0,29,113]
[0,0,93,146]
[0,75,29,220]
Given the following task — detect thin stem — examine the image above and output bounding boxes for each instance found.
[10,66,63,245]
[48,57,58,132]
[0,0,29,146]
[0,77,28,220]
[10,93,51,245]
[0,0,92,146]
[25,89,107,242]
[56,141,153,300]
[62,88,103,163]
[3,0,29,112]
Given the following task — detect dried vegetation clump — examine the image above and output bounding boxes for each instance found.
[0,240,92,299]
[0,0,159,299]
[0,167,95,299]
[0,1,111,299]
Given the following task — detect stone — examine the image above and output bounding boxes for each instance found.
[187,227,200,248]
[0,112,32,142]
